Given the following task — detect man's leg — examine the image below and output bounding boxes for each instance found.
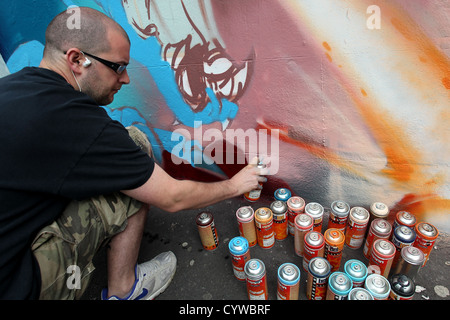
[105,203,148,297]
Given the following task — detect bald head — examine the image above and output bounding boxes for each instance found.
[43,7,130,60]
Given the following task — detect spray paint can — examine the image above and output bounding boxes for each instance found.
[306,257,331,300]
[196,212,219,250]
[389,274,415,300]
[244,161,266,202]
[363,218,392,259]
[369,239,396,278]
[390,246,425,280]
[345,207,370,249]
[277,263,301,300]
[364,274,391,300]
[328,200,350,232]
[236,206,257,247]
[274,188,291,202]
[294,214,313,257]
[326,272,353,300]
[255,207,275,249]
[305,202,324,233]
[228,236,250,281]
[393,211,416,231]
[413,222,439,267]
[244,259,268,300]
[302,231,325,272]
[286,196,305,236]
[348,288,374,300]
[344,259,368,288]
[324,228,345,272]
[391,226,416,269]
[270,200,288,241]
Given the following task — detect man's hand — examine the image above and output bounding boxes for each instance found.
[229,157,269,196]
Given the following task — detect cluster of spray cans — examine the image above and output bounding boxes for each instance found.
[195,187,439,300]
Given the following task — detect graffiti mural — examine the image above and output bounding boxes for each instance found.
[0,0,448,232]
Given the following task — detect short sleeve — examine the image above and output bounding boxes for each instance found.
[59,121,154,200]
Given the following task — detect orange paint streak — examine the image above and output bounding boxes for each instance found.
[392,193,450,224]
[390,16,450,91]
[322,41,331,51]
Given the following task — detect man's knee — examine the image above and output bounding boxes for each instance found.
[126,126,154,159]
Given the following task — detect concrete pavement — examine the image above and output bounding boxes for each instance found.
[82,195,450,301]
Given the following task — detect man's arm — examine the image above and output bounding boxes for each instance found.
[121,161,267,213]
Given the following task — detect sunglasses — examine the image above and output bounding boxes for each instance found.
[81,51,127,74]
[64,50,128,74]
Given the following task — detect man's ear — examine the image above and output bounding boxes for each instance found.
[65,48,85,74]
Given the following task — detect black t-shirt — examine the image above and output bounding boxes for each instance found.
[0,67,154,299]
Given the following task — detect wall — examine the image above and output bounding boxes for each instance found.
[1,0,449,232]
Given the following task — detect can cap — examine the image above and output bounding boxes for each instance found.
[287,196,305,209]
[237,206,253,220]
[394,225,416,243]
[308,257,331,277]
[278,263,300,285]
[401,246,425,265]
[331,200,350,217]
[196,212,213,226]
[270,200,287,215]
[396,211,416,226]
[374,239,395,257]
[350,207,369,222]
[228,236,249,255]
[256,207,272,220]
[344,259,368,281]
[324,228,345,246]
[305,202,324,217]
[348,288,374,300]
[370,202,389,218]
[295,213,313,228]
[305,231,324,247]
[329,272,353,295]
[372,219,392,235]
[274,188,291,201]
[416,222,438,239]
[245,259,265,280]
[365,274,391,297]
[390,274,415,297]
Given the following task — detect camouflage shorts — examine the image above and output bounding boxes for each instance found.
[31,126,152,300]
[31,193,143,299]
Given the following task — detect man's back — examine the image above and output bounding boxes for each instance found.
[0,67,152,299]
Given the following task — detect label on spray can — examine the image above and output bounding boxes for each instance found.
[305,202,324,233]
[345,207,369,249]
[196,212,219,250]
[228,236,250,281]
[328,200,350,232]
[245,259,268,300]
[307,257,331,300]
[236,206,257,247]
[324,228,345,272]
[277,263,301,300]
[255,208,275,249]
[413,222,439,267]
[270,200,288,241]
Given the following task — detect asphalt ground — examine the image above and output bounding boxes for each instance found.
[81,193,450,306]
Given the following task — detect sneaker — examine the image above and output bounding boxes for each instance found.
[101,251,177,300]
